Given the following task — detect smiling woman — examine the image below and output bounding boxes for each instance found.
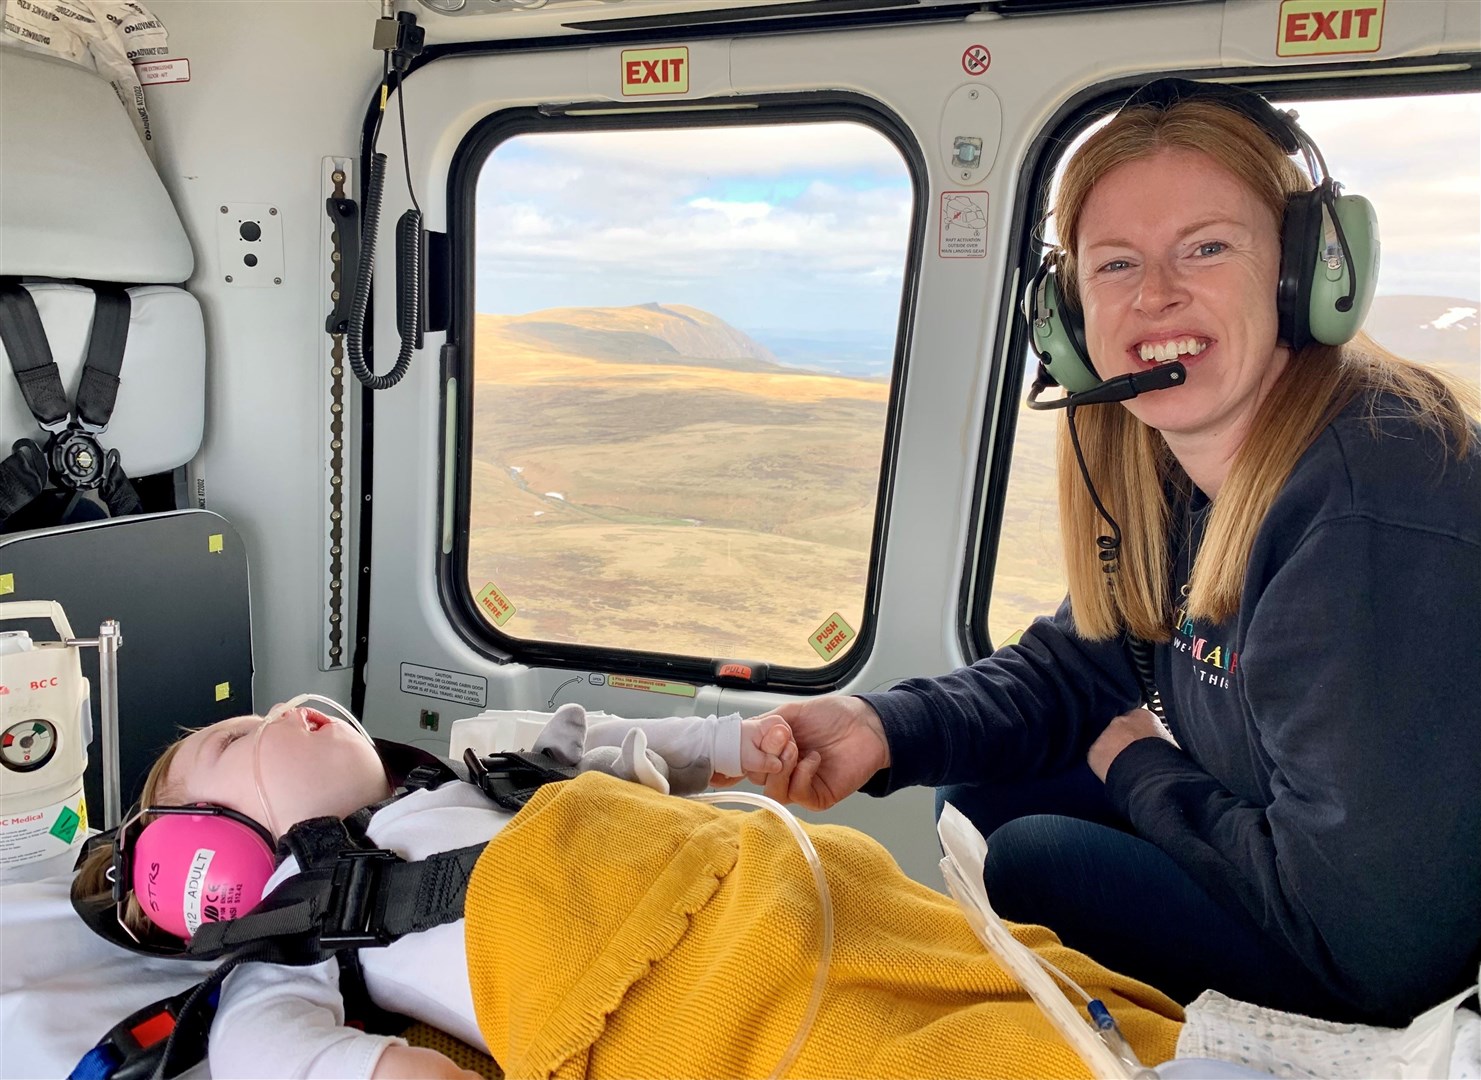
[763,78,1481,1029]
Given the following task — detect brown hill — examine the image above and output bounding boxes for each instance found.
[484,303,785,372]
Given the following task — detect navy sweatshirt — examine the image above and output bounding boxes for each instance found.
[861,392,1481,1024]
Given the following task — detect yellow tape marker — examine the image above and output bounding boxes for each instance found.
[810,611,857,661]
[215,681,231,702]
[1277,0,1384,57]
[605,674,697,699]
[620,46,689,96]
[208,533,224,553]
[474,582,517,627]
[0,573,12,596]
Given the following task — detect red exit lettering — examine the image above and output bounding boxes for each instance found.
[625,57,685,86]
[1285,6,1378,42]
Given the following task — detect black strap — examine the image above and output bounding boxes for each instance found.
[0,282,69,426]
[76,287,131,429]
[0,282,132,431]
[462,749,579,811]
[99,449,143,515]
[0,440,48,517]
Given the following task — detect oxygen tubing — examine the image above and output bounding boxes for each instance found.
[688,790,834,1080]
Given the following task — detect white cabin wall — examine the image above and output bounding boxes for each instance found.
[144,0,380,709]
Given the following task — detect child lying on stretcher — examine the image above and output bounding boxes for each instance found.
[74,697,1184,1080]
[74,698,796,1078]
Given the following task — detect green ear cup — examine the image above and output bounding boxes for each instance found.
[1308,193,1379,346]
[1026,262,1101,393]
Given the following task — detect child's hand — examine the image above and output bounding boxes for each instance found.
[372,1044,487,1079]
[717,714,798,787]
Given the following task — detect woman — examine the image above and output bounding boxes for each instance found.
[750,80,1480,1026]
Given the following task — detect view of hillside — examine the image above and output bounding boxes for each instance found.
[468,303,888,668]
[467,296,1479,665]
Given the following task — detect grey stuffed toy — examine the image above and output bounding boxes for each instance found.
[532,702,737,796]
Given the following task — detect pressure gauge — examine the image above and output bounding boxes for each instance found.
[1,718,58,772]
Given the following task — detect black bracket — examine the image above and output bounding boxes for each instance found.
[325,196,362,335]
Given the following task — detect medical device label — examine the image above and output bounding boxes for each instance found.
[605,675,697,698]
[939,191,988,258]
[810,612,856,660]
[0,787,86,870]
[400,664,489,708]
[1277,0,1383,56]
[621,47,689,96]
[475,581,517,627]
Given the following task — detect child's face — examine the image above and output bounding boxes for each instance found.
[166,705,391,838]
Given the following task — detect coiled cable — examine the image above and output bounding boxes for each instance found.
[346,151,413,390]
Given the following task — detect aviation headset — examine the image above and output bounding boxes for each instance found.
[1025,78,1380,397]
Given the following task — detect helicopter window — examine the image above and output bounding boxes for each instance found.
[462,118,914,673]
[982,89,1481,651]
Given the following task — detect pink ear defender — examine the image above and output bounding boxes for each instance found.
[120,805,277,941]
[118,695,378,941]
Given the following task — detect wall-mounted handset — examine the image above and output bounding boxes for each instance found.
[332,11,425,391]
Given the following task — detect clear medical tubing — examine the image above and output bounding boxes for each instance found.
[689,790,834,1080]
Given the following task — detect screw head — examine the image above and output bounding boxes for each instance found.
[225,275,233,282]
[220,205,228,213]
[968,88,979,100]
[273,277,282,285]
[269,207,278,216]
[960,171,971,181]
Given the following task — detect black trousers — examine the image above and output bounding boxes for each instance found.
[936,766,1357,1019]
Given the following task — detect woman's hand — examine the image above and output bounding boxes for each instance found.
[743,696,891,811]
[1087,707,1170,782]
[371,1044,486,1079]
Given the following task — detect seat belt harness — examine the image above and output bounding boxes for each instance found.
[0,281,140,522]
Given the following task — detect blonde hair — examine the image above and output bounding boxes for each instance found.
[1051,99,1478,640]
[73,735,191,939]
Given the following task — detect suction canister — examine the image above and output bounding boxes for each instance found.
[0,601,92,881]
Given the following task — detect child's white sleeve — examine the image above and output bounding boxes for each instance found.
[584,714,745,777]
[209,957,405,1080]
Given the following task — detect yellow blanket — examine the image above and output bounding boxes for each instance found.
[466,771,1182,1079]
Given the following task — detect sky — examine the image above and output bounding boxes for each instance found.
[474,93,1480,344]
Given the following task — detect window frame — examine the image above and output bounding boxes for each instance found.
[963,57,1481,661]
[438,90,929,692]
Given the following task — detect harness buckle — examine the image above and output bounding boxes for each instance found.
[45,425,107,490]
[320,848,399,949]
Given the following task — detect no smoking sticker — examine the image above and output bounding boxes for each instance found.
[939,190,988,258]
[961,44,991,75]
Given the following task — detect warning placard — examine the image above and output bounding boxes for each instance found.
[606,674,697,698]
[621,46,689,96]
[939,190,988,258]
[1276,0,1384,57]
[475,581,517,627]
[810,612,857,661]
[400,663,489,708]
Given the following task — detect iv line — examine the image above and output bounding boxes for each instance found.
[690,790,834,1080]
